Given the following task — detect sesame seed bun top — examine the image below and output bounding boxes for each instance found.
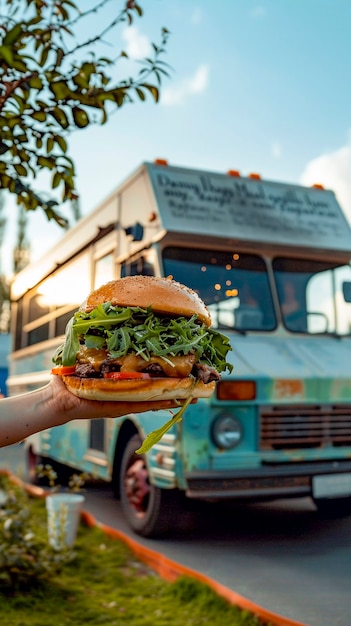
[80,275,211,327]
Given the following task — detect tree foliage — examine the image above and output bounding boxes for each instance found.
[0,0,170,226]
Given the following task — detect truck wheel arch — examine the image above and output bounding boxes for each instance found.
[112,419,140,498]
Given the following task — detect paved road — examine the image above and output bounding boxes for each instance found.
[1,444,351,626]
[82,485,350,626]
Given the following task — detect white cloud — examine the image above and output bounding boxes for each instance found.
[121,25,152,59]
[300,136,351,224]
[161,64,210,106]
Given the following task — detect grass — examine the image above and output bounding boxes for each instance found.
[0,484,271,626]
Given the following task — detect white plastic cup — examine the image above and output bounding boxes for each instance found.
[46,493,85,550]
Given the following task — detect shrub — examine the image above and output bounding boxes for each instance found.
[0,476,74,591]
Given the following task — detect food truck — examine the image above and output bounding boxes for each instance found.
[8,160,351,536]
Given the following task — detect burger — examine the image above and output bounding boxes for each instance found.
[51,275,233,401]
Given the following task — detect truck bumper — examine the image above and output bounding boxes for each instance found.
[185,460,351,500]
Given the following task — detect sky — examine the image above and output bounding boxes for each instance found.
[2,0,351,276]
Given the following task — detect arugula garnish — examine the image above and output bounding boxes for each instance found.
[135,393,195,455]
[53,303,233,374]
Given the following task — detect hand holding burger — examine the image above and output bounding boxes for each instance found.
[52,275,232,402]
[0,375,185,449]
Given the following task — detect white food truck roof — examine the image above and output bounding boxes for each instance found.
[145,162,351,252]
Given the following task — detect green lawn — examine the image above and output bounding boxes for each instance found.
[0,479,271,626]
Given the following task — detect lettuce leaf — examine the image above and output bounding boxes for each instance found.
[135,393,194,455]
[53,302,233,374]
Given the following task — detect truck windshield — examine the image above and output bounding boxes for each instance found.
[162,247,276,331]
[273,257,351,335]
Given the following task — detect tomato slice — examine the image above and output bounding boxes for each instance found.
[51,365,76,376]
[103,371,152,380]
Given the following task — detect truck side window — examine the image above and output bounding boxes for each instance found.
[273,257,344,334]
[121,255,155,277]
[94,253,115,288]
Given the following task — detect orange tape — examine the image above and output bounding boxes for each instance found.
[80,510,310,626]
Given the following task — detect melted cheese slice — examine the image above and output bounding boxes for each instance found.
[77,346,196,377]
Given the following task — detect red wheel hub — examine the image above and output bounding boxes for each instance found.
[124,459,150,516]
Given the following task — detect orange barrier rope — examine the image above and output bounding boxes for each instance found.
[81,509,310,626]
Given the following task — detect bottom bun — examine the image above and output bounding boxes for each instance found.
[61,375,216,402]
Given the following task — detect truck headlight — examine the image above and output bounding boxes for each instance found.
[212,413,243,449]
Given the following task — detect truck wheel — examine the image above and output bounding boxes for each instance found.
[120,433,180,537]
[27,447,44,484]
[313,497,351,517]
[27,449,71,487]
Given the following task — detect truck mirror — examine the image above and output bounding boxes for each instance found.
[124,222,144,242]
[342,281,351,302]
[307,312,328,333]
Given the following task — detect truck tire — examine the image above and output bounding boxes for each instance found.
[313,496,351,517]
[27,446,44,484]
[27,448,71,487]
[120,433,181,537]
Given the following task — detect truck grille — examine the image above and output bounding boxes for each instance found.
[260,404,351,450]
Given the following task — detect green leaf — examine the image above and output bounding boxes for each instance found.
[135,87,145,101]
[55,47,64,68]
[143,84,159,102]
[31,110,47,122]
[61,318,80,366]
[8,178,16,193]
[61,0,78,7]
[28,76,43,90]
[8,117,23,130]
[50,81,70,100]
[0,174,13,189]
[37,155,56,169]
[12,58,28,72]
[55,135,67,152]
[0,142,10,155]
[0,45,14,65]
[136,393,195,454]
[55,4,69,20]
[111,88,127,107]
[72,107,89,128]
[3,23,23,46]
[72,62,96,88]
[47,136,55,153]
[84,335,105,350]
[44,207,69,228]
[50,107,69,129]
[17,149,30,163]
[66,304,232,372]
[99,105,108,124]
[14,163,27,177]
[39,46,49,67]
[52,171,62,188]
